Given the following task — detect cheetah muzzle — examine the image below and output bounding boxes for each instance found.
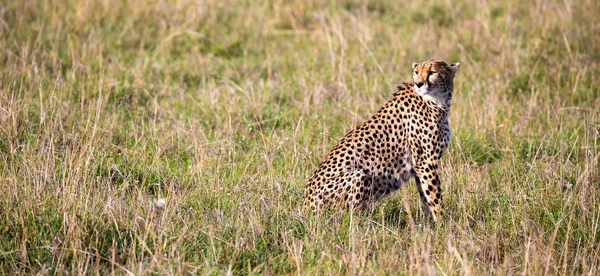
[302,59,460,222]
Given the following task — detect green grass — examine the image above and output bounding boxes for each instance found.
[1,0,599,274]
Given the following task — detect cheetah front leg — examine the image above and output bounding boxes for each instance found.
[413,167,443,222]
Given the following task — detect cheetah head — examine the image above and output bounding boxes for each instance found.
[412,59,460,106]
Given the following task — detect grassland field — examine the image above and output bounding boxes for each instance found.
[1,0,599,274]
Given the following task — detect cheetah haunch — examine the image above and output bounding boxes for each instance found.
[303,59,460,222]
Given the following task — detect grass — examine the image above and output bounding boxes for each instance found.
[1,0,599,274]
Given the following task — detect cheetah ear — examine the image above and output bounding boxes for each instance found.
[412,62,419,70]
[449,62,460,72]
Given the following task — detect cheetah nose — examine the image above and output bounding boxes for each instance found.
[415,82,424,88]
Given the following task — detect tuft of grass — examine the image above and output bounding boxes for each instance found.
[1,0,599,274]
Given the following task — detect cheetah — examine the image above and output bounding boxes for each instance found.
[302,59,460,222]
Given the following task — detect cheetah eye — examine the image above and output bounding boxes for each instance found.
[429,71,437,75]
[413,71,418,75]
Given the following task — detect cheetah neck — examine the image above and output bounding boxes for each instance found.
[420,89,452,113]
[406,81,453,112]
